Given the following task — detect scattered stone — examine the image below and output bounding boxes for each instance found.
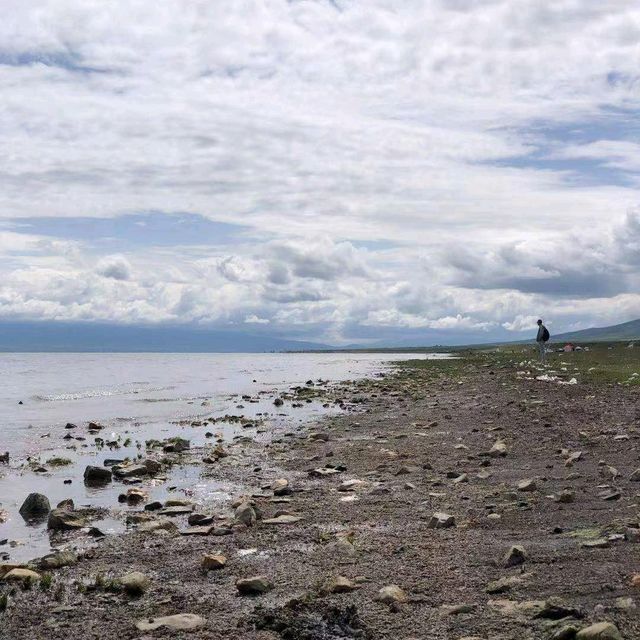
[557,489,575,503]
[428,512,456,529]
[440,603,476,615]
[120,571,150,595]
[19,493,51,518]
[235,502,257,526]
[272,478,291,496]
[236,575,272,595]
[136,613,205,632]
[202,554,227,571]
[112,463,148,478]
[39,551,77,570]
[551,625,581,640]
[338,479,367,492]
[3,568,41,583]
[581,538,610,549]
[159,505,194,516]
[262,514,302,525]
[139,519,179,534]
[325,576,359,593]
[517,478,537,492]
[83,465,112,486]
[188,513,214,526]
[488,440,507,457]
[575,622,623,640]
[504,545,527,567]
[629,469,640,482]
[486,575,523,594]
[180,525,214,536]
[309,467,342,477]
[377,584,408,604]
[47,508,86,531]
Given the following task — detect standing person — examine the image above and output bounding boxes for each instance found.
[536,319,550,363]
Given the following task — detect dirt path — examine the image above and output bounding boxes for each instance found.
[2,353,640,639]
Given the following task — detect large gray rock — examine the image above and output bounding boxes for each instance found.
[83,465,112,486]
[19,493,50,518]
[575,622,623,640]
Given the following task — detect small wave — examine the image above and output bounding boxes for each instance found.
[33,385,175,402]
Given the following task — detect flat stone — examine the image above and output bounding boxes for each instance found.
[180,525,214,536]
[136,613,205,632]
[159,505,194,516]
[262,515,302,525]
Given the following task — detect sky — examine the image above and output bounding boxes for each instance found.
[1,0,640,346]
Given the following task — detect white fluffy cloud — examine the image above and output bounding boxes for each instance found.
[1,1,640,343]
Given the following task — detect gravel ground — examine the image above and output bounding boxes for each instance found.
[2,352,640,640]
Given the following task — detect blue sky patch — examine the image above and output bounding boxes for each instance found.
[10,212,250,249]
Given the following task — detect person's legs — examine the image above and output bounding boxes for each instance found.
[539,341,546,364]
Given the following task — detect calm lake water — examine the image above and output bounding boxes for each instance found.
[0,352,441,561]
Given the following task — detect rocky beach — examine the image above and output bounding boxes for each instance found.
[2,348,640,640]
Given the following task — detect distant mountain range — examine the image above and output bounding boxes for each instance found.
[0,321,330,353]
[553,318,640,343]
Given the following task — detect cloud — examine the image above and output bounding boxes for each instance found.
[1,2,640,344]
[96,255,131,280]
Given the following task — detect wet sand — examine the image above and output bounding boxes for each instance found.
[2,352,640,639]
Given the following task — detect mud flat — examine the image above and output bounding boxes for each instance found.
[2,349,640,640]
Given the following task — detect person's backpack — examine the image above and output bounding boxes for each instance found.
[542,327,550,342]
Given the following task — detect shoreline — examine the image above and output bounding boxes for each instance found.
[2,352,640,639]
[0,353,415,564]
